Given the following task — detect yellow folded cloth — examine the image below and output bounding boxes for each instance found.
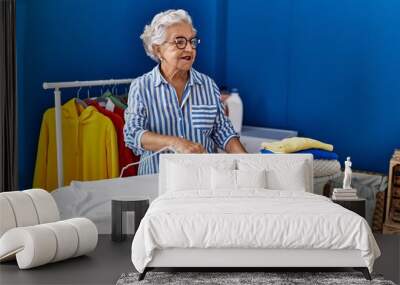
[261,137,333,153]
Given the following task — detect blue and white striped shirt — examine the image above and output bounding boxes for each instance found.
[123,65,238,175]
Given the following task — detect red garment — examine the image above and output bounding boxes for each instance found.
[113,106,125,120]
[88,101,139,176]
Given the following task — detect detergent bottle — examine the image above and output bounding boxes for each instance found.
[225,88,243,134]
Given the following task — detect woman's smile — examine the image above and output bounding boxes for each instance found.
[180,55,192,61]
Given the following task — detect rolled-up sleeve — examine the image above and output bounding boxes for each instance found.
[210,81,239,150]
[124,80,148,156]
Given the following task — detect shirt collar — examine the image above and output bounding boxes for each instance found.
[153,64,203,87]
[188,68,203,86]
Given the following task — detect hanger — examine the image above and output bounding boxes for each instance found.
[75,87,88,109]
[86,86,92,99]
[110,83,115,96]
[117,86,129,100]
[96,85,108,104]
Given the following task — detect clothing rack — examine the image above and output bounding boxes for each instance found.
[43,79,133,188]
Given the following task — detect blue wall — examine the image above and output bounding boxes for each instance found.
[17,0,399,188]
[226,0,400,173]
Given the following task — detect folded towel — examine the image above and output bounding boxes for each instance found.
[295,148,338,160]
[260,148,338,160]
[261,137,333,153]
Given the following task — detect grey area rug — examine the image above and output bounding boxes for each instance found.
[116,271,396,285]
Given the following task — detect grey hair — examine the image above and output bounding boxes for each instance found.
[140,9,196,62]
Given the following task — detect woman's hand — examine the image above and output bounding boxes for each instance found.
[171,137,206,153]
[225,137,247,153]
[140,132,206,153]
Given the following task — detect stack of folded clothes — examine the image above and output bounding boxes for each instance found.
[332,188,358,200]
[260,137,342,194]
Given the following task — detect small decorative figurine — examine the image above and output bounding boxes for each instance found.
[343,157,353,189]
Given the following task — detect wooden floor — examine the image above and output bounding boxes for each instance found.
[0,234,399,285]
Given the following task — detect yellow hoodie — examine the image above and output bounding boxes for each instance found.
[33,99,119,191]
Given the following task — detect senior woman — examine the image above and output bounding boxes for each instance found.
[124,9,247,175]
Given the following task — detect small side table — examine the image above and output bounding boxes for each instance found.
[332,198,366,218]
[112,196,149,242]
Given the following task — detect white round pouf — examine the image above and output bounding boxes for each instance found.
[0,189,98,269]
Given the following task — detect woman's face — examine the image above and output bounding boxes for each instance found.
[157,22,197,72]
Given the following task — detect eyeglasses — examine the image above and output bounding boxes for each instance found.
[166,36,200,49]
